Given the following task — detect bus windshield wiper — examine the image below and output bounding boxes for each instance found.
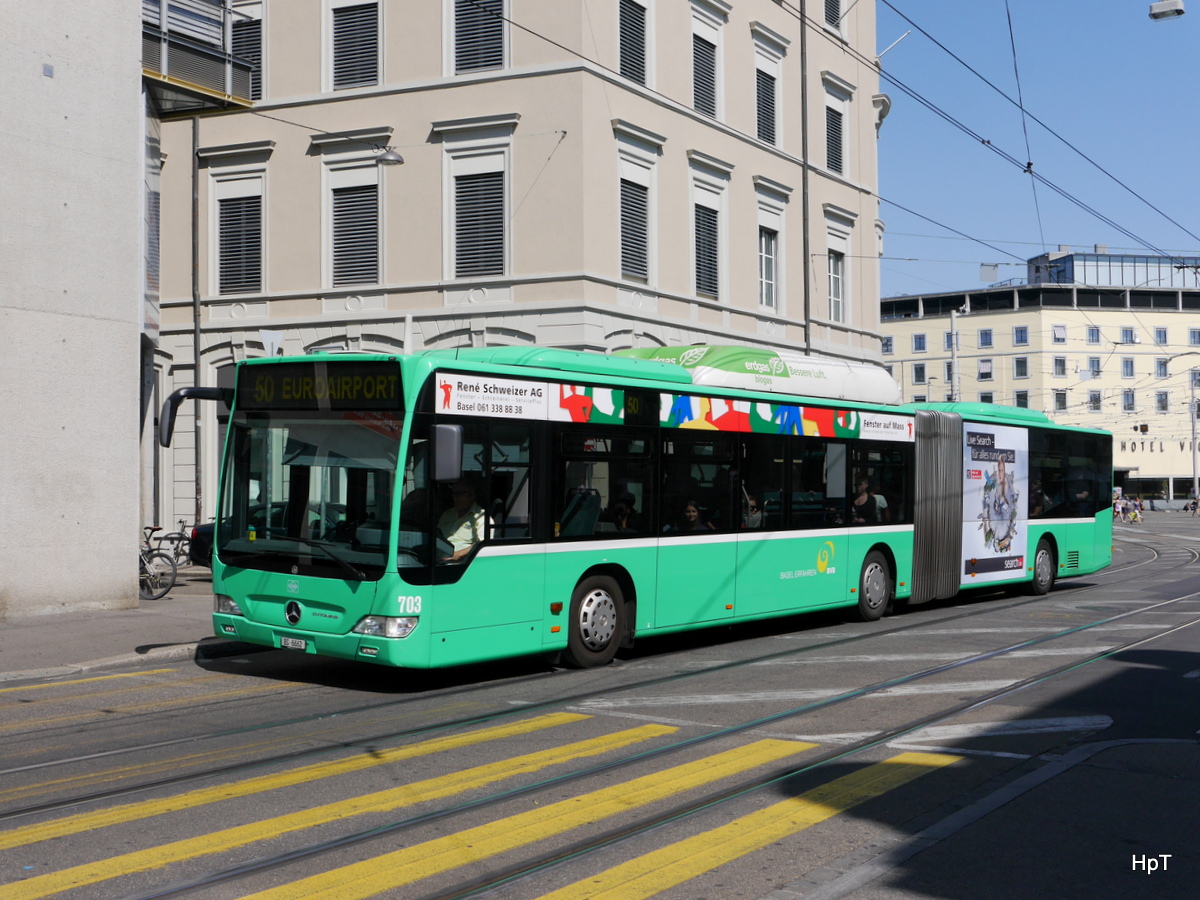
[283,536,367,580]
[228,534,367,580]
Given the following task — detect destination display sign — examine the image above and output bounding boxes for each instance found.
[237,361,401,411]
[435,372,627,423]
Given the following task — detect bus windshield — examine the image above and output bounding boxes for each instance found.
[218,410,401,580]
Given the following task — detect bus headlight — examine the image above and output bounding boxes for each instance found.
[215,595,244,616]
[352,616,419,639]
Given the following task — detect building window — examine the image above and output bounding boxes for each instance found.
[1053,357,1067,377]
[978,328,993,348]
[455,0,504,73]
[978,359,993,381]
[945,361,954,382]
[1088,357,1101,378]
[883,364,893,376]
[1089,390,1102,412]
[217,193,262,295]
[912,394,927,403]
[1157,391,1170,412]
[827,250,844,321]
[825,105,844,175]
[691,2,725,118]
[620,179,649,281]
[1156,327,1168,346]
[1015,390,1029,409]
[881,336,893,354]
[912,363,926,384]
[913,333,926,353]
[943,332,954,351]
[1054,390,1068,412]
[1123,389,1135,411]
[232,12,263,100]
[1122,357,1135,378]
[331,182,378,286]
[331,2,379,90]
[1014,325,1029,345]
[1087,325,1100,344]
[756,69,777,144]
[979,392,994,404]
[1121,326,1136,344]
[758,226,778,308]
[1156,358,1169,379]
[1014,357,1028,379]
[692,34,717,116]
[1052,324,1067,343]
[694,203,719,297]
[455,168,505,277]
[619,0,647,85]
[1191,328,1200,346]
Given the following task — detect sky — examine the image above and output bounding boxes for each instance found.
[873,0,1200,298]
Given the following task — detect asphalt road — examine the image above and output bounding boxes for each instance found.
[1,519,1198,900]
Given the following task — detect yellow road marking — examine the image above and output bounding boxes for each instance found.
[0,701,481,806]
[240,738,818,900]
[536,751,961,900]
[0,671,176,695]
[0,712,588,851]
[0,724,674,900]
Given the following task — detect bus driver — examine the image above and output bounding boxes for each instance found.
[438,479,485,561]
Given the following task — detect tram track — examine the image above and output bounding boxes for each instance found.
[118,585,1200,900]
[0,532,1188,822]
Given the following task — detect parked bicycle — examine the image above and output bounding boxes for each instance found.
[155,519,192,567]
[139,526,177,600]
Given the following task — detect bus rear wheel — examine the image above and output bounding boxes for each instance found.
[563,576,624,668]
[854,551,892,622]
[1029,538,1056,595]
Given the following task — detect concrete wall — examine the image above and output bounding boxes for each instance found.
[0,3,143,615]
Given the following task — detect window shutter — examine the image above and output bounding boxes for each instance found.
[756,69,776,144]
[694,204,719,297]
[825,0,841,26]
[332,3,378,90]
[218,195,262,294]
[620,179,649,280]
[456,171,505,277]
[825,106,843,174]
[456,0,504,73]
[619,0,646,84]
[332,184,378,286]
[232,18,262,100]
[692,34,717,117]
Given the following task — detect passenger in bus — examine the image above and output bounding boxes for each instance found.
[438,479,485,561]
[743,494,763,529]
[667,500,715,533]
[851,477,877,525]
[605,492,640,533]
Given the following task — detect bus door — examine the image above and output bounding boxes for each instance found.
[736,436,849,616]
[655,432,738,628]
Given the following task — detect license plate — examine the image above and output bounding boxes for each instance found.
[280,636,307,651]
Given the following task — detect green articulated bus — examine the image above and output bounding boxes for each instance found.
[160,346,1113,669]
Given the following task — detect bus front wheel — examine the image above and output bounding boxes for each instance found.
[854,551,892,622]
[1030,538,1056,595]
[563,576,624,668]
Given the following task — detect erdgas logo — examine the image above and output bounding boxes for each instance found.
[679,347,710,366]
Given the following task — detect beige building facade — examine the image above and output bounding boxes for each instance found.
[154,0,889,526]
[881,280,1200,504]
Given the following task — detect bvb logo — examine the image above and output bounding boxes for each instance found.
[816,541,835,573]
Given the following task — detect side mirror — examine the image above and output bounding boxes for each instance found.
[432,423,463,482]
[159,387,231,447]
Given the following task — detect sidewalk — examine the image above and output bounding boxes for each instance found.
[0,568,232,683]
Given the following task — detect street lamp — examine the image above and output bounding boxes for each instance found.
[1149,0,1185,19]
